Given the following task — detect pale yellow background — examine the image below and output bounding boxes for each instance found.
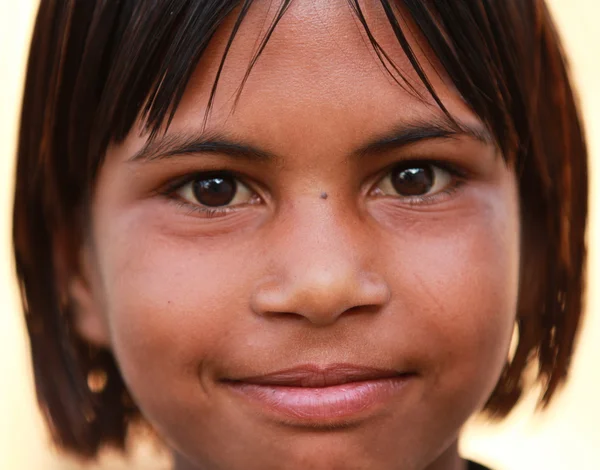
[1,1,599,469]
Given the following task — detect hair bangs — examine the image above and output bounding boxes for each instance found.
[76,0,522,180]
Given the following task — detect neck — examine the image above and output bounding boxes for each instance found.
[173,453,202,470]
[425,440,468,470]
[172,440,468,470]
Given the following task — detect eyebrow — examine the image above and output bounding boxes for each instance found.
[355,117,493,157]
[129,116,494,164]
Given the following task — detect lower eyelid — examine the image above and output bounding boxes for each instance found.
[403,181,465,205]
[166,197,235,218]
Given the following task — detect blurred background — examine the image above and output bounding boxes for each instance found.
[1,1,599,469]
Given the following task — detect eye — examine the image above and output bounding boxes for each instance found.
[374,162,453,198]
[177,172,255,208]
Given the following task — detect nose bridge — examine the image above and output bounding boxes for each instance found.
[284,197,365,278]
[252,199,389,324]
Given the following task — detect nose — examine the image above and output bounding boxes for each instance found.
[250,207,390,326]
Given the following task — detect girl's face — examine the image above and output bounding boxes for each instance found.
[74,1,520,469]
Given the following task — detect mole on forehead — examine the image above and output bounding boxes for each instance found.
[320,192,329,200]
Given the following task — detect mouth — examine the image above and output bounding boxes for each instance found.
[221,364,416,425]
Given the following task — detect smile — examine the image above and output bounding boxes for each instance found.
[221,364,415,424]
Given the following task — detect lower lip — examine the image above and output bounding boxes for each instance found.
[225,376,412,422]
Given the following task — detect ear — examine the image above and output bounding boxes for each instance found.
[69,260,111,348]
[55,230,111,348]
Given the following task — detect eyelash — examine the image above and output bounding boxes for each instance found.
[158,161,468,217]
[377,160,467,207]
[169,199,232,218]
[398,182,464,207]
[158,172,249,218]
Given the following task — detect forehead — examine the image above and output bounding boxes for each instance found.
[123,0,479,154]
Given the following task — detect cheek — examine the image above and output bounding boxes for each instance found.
[379,190,520,406]
[96,221,259,405]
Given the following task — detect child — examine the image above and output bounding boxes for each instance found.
[13,0,587,469]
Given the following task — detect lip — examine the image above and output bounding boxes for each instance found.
[222,364,415,423]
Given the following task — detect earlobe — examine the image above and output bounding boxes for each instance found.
[54,226,111,348]
[69,275,111,348]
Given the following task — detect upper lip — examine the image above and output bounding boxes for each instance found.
[225,364,408,388]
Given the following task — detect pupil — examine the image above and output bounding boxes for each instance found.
[192,175,237,207]
[391,165,433,196]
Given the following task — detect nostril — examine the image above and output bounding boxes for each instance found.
[345,304,383,316]
[250,271,390,325]
[261,304,381,322]
[260,310,306,321]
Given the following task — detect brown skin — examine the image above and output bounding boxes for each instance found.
[69,1,520,469]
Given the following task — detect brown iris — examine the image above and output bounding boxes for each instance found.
[192,174,237,207]
[391,164,434,196]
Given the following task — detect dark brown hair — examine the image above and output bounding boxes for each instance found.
[13,0,588,461]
